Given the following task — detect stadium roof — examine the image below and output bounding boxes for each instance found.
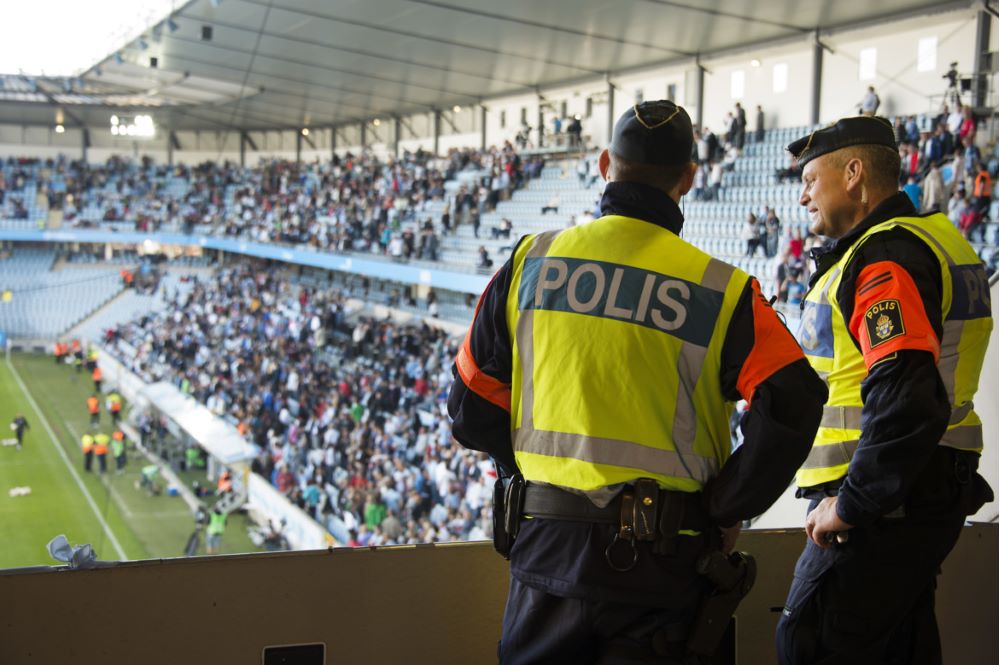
[0,0,980,132]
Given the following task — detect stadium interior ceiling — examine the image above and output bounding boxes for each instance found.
[0,0,989,132]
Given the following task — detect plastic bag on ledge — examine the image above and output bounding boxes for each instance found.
[46,534,104,569]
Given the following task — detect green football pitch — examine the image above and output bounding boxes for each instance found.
[0,352,261,569]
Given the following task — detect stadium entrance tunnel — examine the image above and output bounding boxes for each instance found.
[0,525,995,663]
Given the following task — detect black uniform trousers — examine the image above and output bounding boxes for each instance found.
[776,452,989,665]
[499,524,713,665]
[500,578,700,665]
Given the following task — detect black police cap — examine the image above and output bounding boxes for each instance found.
[787,116,897,167]
[610,101,694,167]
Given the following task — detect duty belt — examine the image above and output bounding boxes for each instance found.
[522,480,712,570]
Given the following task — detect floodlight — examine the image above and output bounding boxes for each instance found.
[750,59,761,68]
[372,118,381,126]
[453,105,461,113]
[301,128,310,136]
[54,124,65,134]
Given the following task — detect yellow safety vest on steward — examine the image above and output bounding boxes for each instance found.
[797,213,992,488]
[505,215,750,504]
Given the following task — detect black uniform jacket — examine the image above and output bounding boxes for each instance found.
[447,181,827,605]
[808,192,975,527]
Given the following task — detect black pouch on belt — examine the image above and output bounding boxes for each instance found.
[492,476,512,558]
[503,474,526,548]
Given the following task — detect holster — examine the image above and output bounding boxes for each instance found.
[955,456,994,516]
[492,474,525,559]
[685,551,757,658]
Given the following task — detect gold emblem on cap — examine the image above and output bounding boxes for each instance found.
[797,121,837,157]
[632,104,680,130]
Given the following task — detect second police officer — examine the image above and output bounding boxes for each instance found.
[776,116,994,664]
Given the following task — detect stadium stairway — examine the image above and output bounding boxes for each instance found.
[434,134,807,294]
[65,271,198,344]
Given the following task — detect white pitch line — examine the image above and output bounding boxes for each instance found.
[6,357,128,560]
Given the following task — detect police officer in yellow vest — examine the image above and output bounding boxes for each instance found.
[448,100,827,664]
[81,433,95,472]
[776,116,994,665]
[106,391,123,425]
[93,432,111,475]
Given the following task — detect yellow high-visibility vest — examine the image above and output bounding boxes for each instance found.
[506,215,749,504]
[797,213,992,488]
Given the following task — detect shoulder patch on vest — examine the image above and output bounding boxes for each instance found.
[864,299,905,348]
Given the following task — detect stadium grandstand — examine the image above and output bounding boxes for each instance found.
[0,0,997,663]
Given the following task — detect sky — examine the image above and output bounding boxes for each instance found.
[0,0,178,77]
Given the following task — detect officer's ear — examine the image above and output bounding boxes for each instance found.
[598,149,612,182]
[676,161,698,197]
[843,157,864,195]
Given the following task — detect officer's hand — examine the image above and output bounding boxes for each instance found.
[804,496,853,549]
[719,523,741,554]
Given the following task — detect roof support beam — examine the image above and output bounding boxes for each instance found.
[973,7,992,108]
[692,65,704,130]
[82,128,90,163]
[811,32,824,126]
[441,111,460,134]
[394,117,401,158]
[296,132,302,165]
[360,122,367,149]
[480,105,487,151]
[607,78,616,149]
[433,110,441,157]
[537,93,545,148]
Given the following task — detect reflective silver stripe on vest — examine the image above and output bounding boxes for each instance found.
[516,230,563,431]
[670,258,736,472]
[937,320,964,406]
[513,428,720,484]
[940,423,983,450]
[805,422,980,471]
[801,440,860,469]
[891,221,955,266]
[819,401,974,431]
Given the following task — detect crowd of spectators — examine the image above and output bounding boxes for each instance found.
[106,265,496,547]
[892,104,997,244]
[1,145,540,265]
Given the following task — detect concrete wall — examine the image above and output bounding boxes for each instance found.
[0,526,995,664]
[820,12,982,120]
[701,37,816,132]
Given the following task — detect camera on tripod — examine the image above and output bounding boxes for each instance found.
[944,62,960,89]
